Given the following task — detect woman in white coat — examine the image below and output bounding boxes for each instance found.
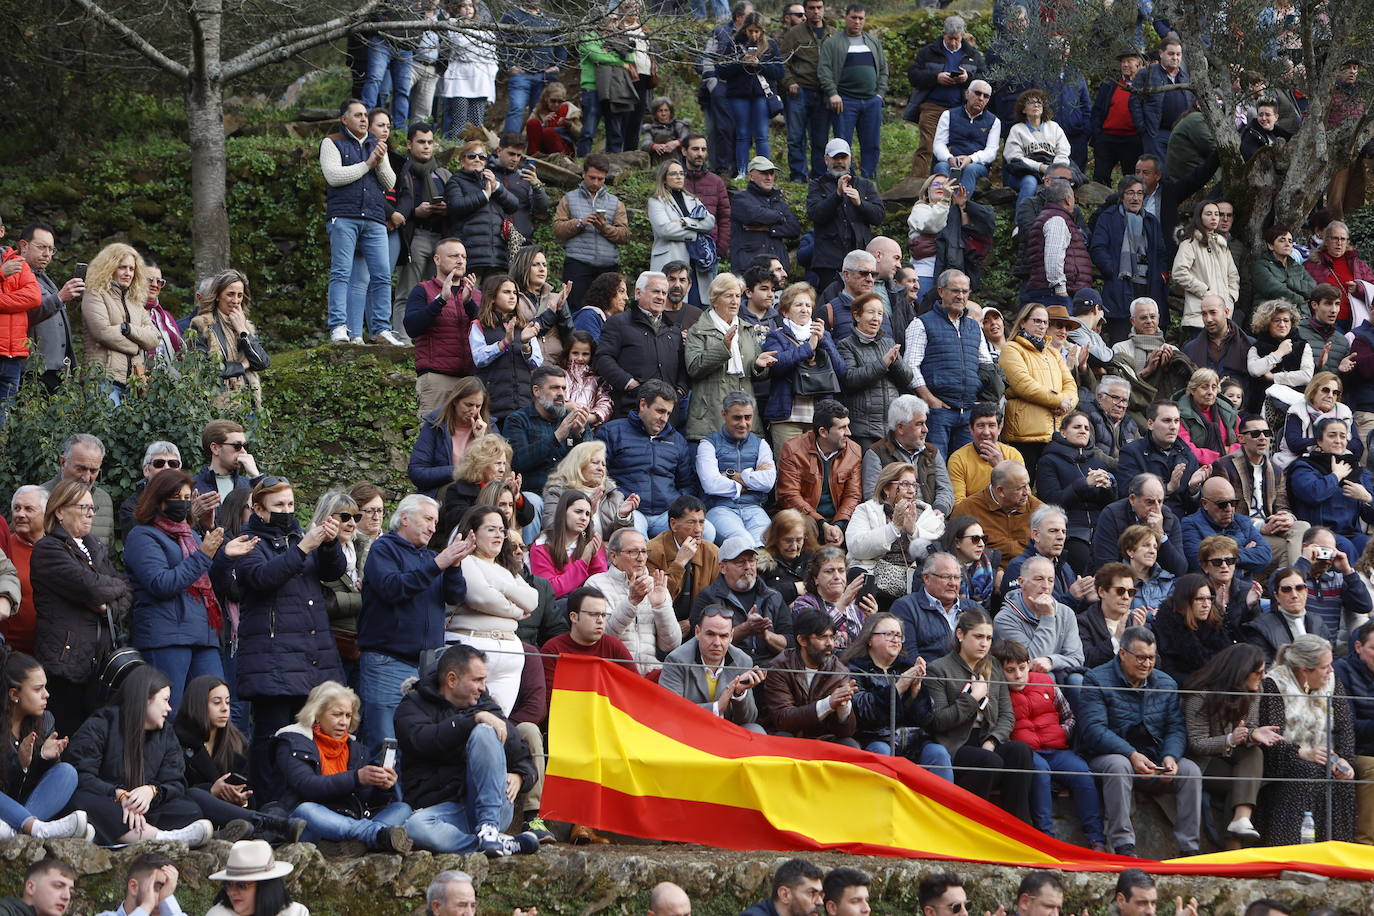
[1172,200,1240,330]
[647,159,717,304]
[845,461,944,612]
[439,0,497,141]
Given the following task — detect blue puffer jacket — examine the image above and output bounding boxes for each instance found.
[124,524,218,651]
[1077,657,1187,762]
[888,588,982,664]
[1088,204,1168,319]
[596,411,697,518]
[218,514,346,699]
[761,324,846,422]
[1286,453,1374,538]
[408,410,456,497]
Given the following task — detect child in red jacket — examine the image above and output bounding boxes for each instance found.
[995,638,1107,850]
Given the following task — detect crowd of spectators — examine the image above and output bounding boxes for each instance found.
[4,0,1374,867]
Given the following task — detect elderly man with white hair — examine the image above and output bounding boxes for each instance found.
[932,79,1003,196]
[1111,296,1178,378]
[1082,375,1142,469]
[1,485,46,652]
[594,268,688,418]
[357,493,474,756]
[118,440,205,540]
[862,394,954,514]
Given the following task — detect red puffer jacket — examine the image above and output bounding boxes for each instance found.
[0,248,41,358]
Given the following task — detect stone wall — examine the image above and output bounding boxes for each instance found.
[1,838,1364,916]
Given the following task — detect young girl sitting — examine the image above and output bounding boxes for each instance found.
[994,638,1107,851]
[564,330,614,429]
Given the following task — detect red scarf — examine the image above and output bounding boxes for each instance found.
[313,727,351,775]
[153,517,223,632]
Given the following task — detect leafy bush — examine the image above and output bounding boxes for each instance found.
[873,10,997,101]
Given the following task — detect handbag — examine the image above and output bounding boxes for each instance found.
[793,345,841,397]
[757,73,784,117]
[871,558,912,599]
[97,603,145,699]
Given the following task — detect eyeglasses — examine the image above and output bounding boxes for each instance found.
[1204,497,1239,510]
[149,458,181,469]
[464,152,489,160]
[1107,585,1138,597]
[335,512,363,523]
[1206,556,1239,567]
[576,611,611,620]
[892,480,917,490]
[1122,189,1146,198]
[960,533,986,543]
[1241,428,1271,438]
[72,504,97,515]
[362,506,386,516]
[508,542,527,552]
[616,547,650,556]
[874,631,904,641]
[925,572,962,582]
[1122,648,1157,664]
[1278,583,1308,594]
[1100,391,1128,403]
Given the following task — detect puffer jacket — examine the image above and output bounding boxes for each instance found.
[66,707,187,843]
[684,310,766,440]
[1008,670,1070,750]
[217,513,346,699]
[0,710,60,802]
[31,523,131,684]
[596,411,697,518]
[1077,657,1187,762]
[0,250,41,358]
[1035,433,1115,542]
[123,523,218,651]
[1286,451,1374,538]
[444,168,520,270]
[762,324,845,423]
[1081,399,1142,468]
[1251,251,1316,307]
[729,182,801,268]
[81,284,158,385]
[1171,232,1240,328]
[999,334,1074,444]
[270,723,394,817]
[394,670,536,810]
[836,331,914,441]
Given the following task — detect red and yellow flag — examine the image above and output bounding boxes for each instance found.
[543,655,1374,880]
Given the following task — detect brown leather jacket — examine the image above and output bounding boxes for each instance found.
[762,647,858,739]
[778,431,862,524]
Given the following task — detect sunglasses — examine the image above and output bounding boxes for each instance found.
[150,458,181,469]
[1241,428,1271,438]
[1278,583,1308,594]
[335,512,363,523]
[1318,385,1342,395]
[149,278,167,289]
[1205,498,1239,510]
[970,90,990,98]
[1206,556,1239,567]
[961,533,986,543]
[258,476,291,489]
[221,441,248,451]
[464,152,489,161]
[1108,585,1138,597]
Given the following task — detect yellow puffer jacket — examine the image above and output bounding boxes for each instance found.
[999,333,1074,443]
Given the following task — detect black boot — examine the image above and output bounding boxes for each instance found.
[253,813,307,845]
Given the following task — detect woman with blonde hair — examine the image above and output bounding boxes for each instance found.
[269,680,411,851]
[541,440,636,539]
[906,174,956,305]
[763,282,845,456]
[409,377,490,498]
[999,301,1074,479]
[81,242,157,404]
[437,434,535,546]
[647,159,717,304]
[192,269,266,408]
[1176,367,1239,465]
[1274,370,1359,470]
[685,273,775,440]
[1246,298,1313,410]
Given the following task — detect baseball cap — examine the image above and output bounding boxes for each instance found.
[1071,288,1103,315]
[718,535,761,562]
[824,138,851,158]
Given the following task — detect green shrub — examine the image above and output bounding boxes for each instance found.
[873,10,997,101]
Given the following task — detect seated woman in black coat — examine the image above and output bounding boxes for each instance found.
[0,649,88,839]
[757,510,817,605]
[65,666,213,846]
[1153,573,1237,682]
[174,674,303,844]
[840,613,952,781]
[268,680,412,852]
[1035,411,1116,575]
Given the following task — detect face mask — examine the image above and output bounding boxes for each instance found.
[269,511,297,530]
[162,499,191,523]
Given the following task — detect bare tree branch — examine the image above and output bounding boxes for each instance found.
[221,0,385,80]
[69,0,189,78]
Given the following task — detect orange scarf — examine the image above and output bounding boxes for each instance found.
[313,727,351,776]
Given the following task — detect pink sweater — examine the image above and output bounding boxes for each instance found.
[529,543,609,597]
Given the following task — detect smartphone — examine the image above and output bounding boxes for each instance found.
[225,772,249,786]
[949,166,963,185]
[594,207,607,217]
[430,195,445,205]
[381,737,398,771]
[74,262,88,280]
[524,157,537,170]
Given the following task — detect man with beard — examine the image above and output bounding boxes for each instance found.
[503,366,592,498]
[806,140,884,295]
[662,261,703,331]
[760,607,858,743]
[740,859,824,916]
[690,536,791,667]
[681,134,731,256]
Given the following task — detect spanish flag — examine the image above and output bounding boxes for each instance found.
[543,655,1374,881]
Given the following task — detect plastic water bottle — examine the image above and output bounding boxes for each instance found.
[1300,811,1316,844]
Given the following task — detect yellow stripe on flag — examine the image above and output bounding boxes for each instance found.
[549,686,1073,864]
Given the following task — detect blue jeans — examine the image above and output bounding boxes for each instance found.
[359,651,418,761]
[1020,288,1070,309]
[504,72,549,135]
[706,504,769,545]
[932,159,989,196]
[786,86,831,179]
[0,763,78,830]
[141,646,224,715]
[1031,748,1106,844]
[0,356,22,424]
[327,218,392,334]
[833,94,882,178]
[362,39,413,124]
[222,643,253,741]
[634,510,716,543]
[405,725,512,852]
[863,740,954,782]
[347,230,402,336]
[292,800,411,847]
[1007,172,1041,208]
[926,406,971,460]
[728,95,771,173]
[577,90,601,157]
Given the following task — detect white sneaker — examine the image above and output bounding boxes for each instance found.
[0,820,14,839]
[83,824,96,843]
[1227,816,1260,839]
[29,810,86,839]
[349,336,364,345]
[375,329,407,347]
[156,818,212,848]
[330,325,350,343]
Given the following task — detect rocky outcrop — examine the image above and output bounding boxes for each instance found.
[0,837,1364,916]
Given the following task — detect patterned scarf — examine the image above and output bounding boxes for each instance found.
[153,516,223,633]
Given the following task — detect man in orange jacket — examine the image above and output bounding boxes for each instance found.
[0,217,43,415]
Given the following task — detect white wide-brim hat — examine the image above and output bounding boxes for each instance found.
[209,840,295,882]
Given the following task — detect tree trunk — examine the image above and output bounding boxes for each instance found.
[187,77,231,279]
